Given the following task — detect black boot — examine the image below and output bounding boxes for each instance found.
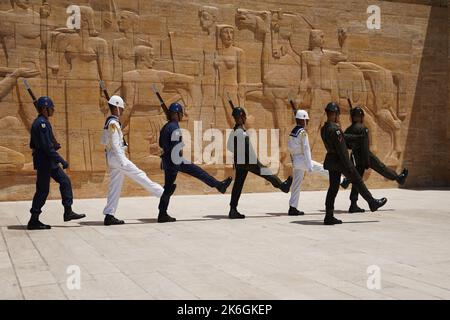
[217,177,233,194]
[324,212,342,225]
[27,214,51,230]
[340,178,350,189]
[158,212,176,223]
[104,214,125,226]
[280,176,293,193]
[63,206,86,222]
[229,207,245,219]
[348,202,365,213]
[397,168,408,185]
[288,206,304,216]
[369,198,388,212]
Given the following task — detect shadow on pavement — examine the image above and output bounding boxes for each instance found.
[291,220,380,226]
[7,225,82,230]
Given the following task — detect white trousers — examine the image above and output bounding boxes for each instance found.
[103,152,164,216]
[289,160,328,208]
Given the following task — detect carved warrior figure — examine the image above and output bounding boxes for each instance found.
[50,5,110,172]
[0,68,39,171]
[198,6,219,35]
[121,45,199,165]
[112,10,151,81]
[236,8,404,166]
[0,0,46,172]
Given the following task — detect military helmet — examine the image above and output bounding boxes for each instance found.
[295,109,309,120]
[108,95,125,109]
[350,106,365,118]
[169,102,184,114]
[232,107,246,118]
[36,96,54,109]
[325,102,340,114]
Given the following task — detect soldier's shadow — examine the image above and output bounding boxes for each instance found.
[318,209,395,213]
[7,225,82,230]
[203,214,282,220]
[291,220,380,226]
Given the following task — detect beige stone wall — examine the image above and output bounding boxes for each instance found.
[0,0,448,201]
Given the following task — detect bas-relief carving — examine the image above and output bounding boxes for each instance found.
[0,0,413,199]
[121,45,199,167]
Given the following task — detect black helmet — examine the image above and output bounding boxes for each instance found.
[350,106,364,118]
[232,107,246,118]
[325,102,340,114]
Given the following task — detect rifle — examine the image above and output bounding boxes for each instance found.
[23,79,61,150]
[99,80,110,101]
[23,79,38,110]
[226,92,235,110]
[347,90,353,112]
[288,96,297,114]
[151,84,170,120]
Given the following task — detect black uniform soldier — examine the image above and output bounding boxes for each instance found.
[341,106,408,213]
[28,97,85,230]
[157,103,233,223]
[227,107,293,219]
[320,102,387,225]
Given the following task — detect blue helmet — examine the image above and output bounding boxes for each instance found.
[325,102,340,114]
[36,96,54,109]
[168,102,183,114]
[232,107,246,118]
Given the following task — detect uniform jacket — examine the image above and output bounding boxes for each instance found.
[29,115,64,170]
[227,124,259,168]
[321,121,353,171]
[288,125,313,172]
[344,122,370,168]
[159,120,184,167]
[101,115,128,167]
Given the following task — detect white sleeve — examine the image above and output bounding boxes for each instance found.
[109,122,127,166]
[303,133,313,171]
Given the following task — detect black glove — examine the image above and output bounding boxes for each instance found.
[61,159,69,169]
[54,143,61,151]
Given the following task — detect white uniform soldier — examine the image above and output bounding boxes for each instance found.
[101,95,164,225]
[288,110,328,216]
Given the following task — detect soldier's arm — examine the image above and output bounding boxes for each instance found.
[331,128,353,169]
[38,124,65,164]
[302,132,314,171]
[109,122,127,166]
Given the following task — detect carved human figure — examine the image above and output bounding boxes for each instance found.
[50,5,110,172]
[112,10,151,81]
[213,25,247,129]
[198,6,218,35]
[0,68,39,171]
[121,45,200,166]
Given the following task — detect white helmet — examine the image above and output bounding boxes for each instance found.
[108,95,125,109]
[295,109,309,120]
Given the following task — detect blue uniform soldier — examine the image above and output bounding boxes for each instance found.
[28,96,85,230]
[157,103,233,223]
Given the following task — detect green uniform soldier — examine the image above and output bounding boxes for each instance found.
[341,106,408,213]
[320,102,387,225]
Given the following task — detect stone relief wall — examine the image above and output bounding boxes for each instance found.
[0,0,448,201]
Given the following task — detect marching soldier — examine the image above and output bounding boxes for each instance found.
[341,106,408,213]
[101,95,165,226]
[228,107,292,219]
[288,110,328,216]
[157,102,233,223]
[320,102,387,225]
[28,96,85,230]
